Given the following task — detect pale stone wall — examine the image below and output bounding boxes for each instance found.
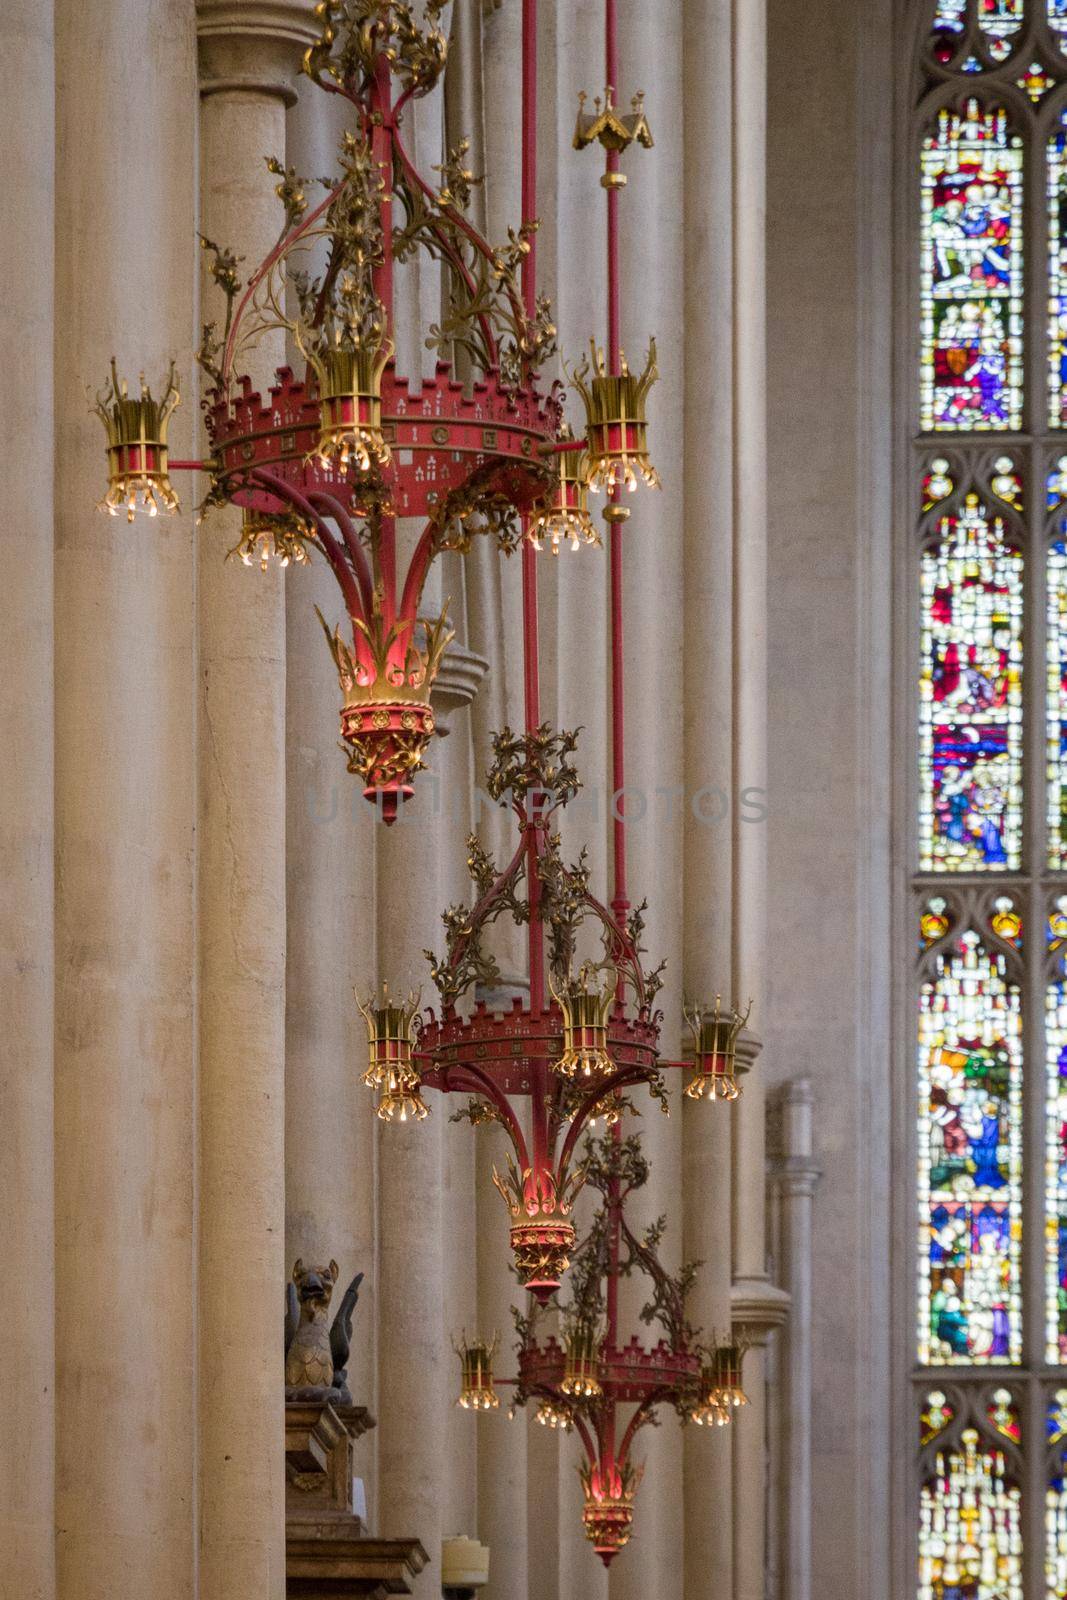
[765,1,895,1597]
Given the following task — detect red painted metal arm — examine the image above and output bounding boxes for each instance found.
[397,515,440,633]
[556,1067,655,1182]
[250,469,367,629]
[617,1394,665,1469]
[306,490,376,615]
[429,1064,530,1169]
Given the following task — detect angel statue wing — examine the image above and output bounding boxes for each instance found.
[330,1271,365,1394]
[284,1278,299,1360]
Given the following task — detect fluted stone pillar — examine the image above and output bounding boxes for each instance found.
[1,4,54,1597]
[679,2,738,1593]
[607,6,686,1598]
[728,2,790,1597]
[53,3,198,1599]
[375,790,449,1597]
[196,9,316,1599]
[769,1081,821,1600]
[282,66,381,1481]
[474,1027,529,1600]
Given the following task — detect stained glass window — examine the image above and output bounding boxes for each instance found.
[1051,1392,1067,1597]
[919,1399,1023,1600]
[919,923,1023,1364]
[919,492,1024,871]
[913,10,1067,1598]
[1047,466,1067,870]
[1050,116,1067,427]
[920,101,1024,432]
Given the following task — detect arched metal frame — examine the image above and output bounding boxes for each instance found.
[897,6,1067,1595]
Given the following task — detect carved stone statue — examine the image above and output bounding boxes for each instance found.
[284,1259,364,1405]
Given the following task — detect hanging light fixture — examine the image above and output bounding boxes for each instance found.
[94,0,759,1556]
[683,996,752,1101]
[459,1136,712,1567]
[455,1334,501,1411]
[569,340,661,494]
[551,965,616,1081]
[529,435,600,554]
[92,359,181,522]
[561,1323,603,1399]
[355,987,427,1123]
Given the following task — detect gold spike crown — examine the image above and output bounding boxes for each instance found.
[308,338,394,473]
[355,985,428,1122]
[529,431,601,555]
[690,1367,731,1427]
[492,1156,587,1301]
[93,359,181,522]
[561,1323,603,1399]
[454,1333,500,1411]
[572,88,654,154]
[551,964,616,1081]
[579,1461,643,1557]
[710,1341,748,1409]
[569,340,660,494]
[683,995,752,1102]
[320,604,455,814]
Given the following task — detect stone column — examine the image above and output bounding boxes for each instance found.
[473,993,529,1600]
[1,4,54,1597]
[608,5,686,1598]
[727,4,790,1598]
[53,3,199,1599]
[196,9,316,1600]
[769,1081,821,1600]
[282,64,381,1477]
[679,0,738,1592]
[374,789,449,1597]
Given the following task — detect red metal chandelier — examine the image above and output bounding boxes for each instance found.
[94,0,755,1565]
[455,1135,750,1565]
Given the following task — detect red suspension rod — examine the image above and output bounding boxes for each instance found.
[605,0,629,926]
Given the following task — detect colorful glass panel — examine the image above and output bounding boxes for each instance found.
[1048,974,1067,1361]
[988,1387,1023,1440]
[1049,114,1067,427]
[1049,531,1067,865]
[934,0,968,35]
[923,1389,956,1443]
[919,493,1024,871]
[921,101,1024,432]
[979,0,1024,57]
[1017,60,1054,100]
[919,929,1023,1365]
[1050,1389,1067,1444]
[920,1424,1023,1600]
[1052,0,1067,53]
[1050,1403,1067,1598]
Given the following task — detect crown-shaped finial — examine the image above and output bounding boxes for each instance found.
[355,983,427,1121]
[319,603,455,820]
[92,358,181,522]
[569,339,660,494]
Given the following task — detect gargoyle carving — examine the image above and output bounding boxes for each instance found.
[284,1258,364,1405]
